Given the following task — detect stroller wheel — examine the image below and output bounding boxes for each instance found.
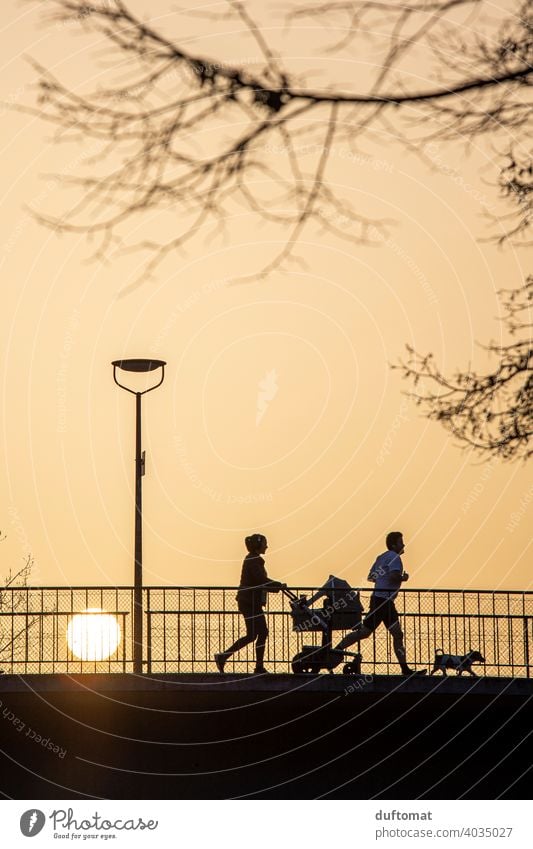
[292,660,319,674]
[292,649,322,674]
[292,652,306,674]
[298,663,319,673]
[343,661,361,675]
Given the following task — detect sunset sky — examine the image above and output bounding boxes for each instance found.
[1,0,531,592]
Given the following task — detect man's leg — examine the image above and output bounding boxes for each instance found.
[335,595,380,651]
[336,623,372,651]
[388,621,426,675]
[389,621,408,670]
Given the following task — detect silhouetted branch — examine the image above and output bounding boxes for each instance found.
[395,278,533,461]
[0,554,36,667]
[2,555,33,595]
[496,148,533,244]
[22,0,533,284]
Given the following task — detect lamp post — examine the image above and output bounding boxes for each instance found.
[112,358,166,674]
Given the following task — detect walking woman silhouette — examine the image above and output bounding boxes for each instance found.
[215,534,285,674]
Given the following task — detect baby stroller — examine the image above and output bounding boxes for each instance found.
[283,576,363,674]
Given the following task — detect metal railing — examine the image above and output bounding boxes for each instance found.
[0,586,531,677]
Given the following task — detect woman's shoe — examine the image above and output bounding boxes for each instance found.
[214,652,229,673]
[253,666,269,674]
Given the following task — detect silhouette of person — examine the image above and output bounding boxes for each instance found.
[215,534,285,674]
[335,532,426,676]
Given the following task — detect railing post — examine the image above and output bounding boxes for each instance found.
[524,616,531,679]
[146,589,152,675]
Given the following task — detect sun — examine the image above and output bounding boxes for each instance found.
[66,608,121,661]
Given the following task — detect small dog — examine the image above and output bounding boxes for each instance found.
[431,649,485,677]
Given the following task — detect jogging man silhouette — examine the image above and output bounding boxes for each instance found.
[335,532,426,676]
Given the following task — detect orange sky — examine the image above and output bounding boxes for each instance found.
[1,0,531,592]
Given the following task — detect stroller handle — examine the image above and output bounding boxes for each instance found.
[281,586,299,602]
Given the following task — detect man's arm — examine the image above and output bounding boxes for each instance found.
[389,554,408,585]
[367,556,381,582]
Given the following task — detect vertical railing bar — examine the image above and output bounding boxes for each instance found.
[146,588,152,675]
[122,612,126,672]
[524,617,530,679]
[157,587,161,673]
[40,601,44,675]
[221,587,225,671]
[52,605,56,670]
[177,588,181,674]
[69,587,73,673]
[42,588,46,674]
[493,593,499,676]
[478,595,482,668]
[447,592,451,662]
[207,589,211,673]
[163,588,169,672]
[25,608,29,670]
[507,592,511,676]
[192,588,196,672]
[9,593,16,668]
[417,590,421,666]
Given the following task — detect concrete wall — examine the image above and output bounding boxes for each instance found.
[0,674,531,799]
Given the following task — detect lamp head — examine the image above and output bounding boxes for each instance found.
[112,359,166,372]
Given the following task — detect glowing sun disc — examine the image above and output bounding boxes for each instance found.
[67,608,121,661]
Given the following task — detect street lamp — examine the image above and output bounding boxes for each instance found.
[112,358,166,673]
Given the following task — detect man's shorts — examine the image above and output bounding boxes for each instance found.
[362,594,399,633]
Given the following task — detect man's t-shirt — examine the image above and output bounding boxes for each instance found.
[368,550,403,600]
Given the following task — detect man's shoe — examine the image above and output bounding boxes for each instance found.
[253,666,269,674]
[214,652,229,673]
[401,667,427,676]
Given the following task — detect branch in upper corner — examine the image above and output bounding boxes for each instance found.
[18,0,532,285]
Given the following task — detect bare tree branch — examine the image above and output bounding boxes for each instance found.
[0,554,36,671]
[19,0,531,287]
[394,278,533,461]
[496,147,533,244]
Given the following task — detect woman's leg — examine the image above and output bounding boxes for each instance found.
[253,613,269,669]
[217,608,274,673]
[223,610,256,655]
